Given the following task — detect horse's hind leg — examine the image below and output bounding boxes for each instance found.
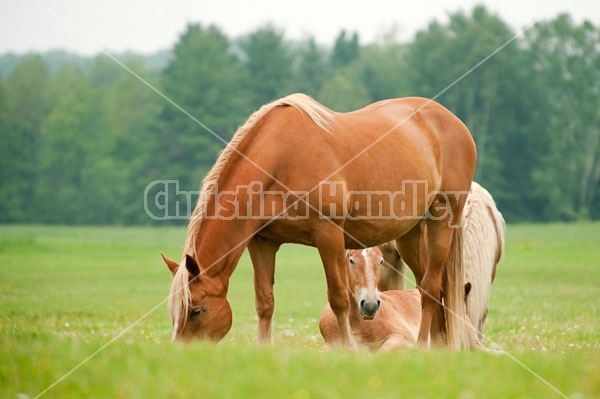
[416,189,469,347]
[395,220,427,286]
[248,236,280,345]
[420,189,470,348]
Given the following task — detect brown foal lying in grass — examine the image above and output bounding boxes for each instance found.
[319,247,481,351]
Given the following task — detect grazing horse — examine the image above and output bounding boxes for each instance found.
[319,247,481,351]
[161,93,477,348]
[461,182,505,342]
[376,182,505,344]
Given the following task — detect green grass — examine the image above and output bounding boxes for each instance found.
[1,223,599,398]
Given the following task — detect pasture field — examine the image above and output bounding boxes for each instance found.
[1,223,599,398]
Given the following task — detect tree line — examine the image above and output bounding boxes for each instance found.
[1,6,599,225]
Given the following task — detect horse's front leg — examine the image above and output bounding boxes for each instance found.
[248,236,280,345]
[315,225,358,350]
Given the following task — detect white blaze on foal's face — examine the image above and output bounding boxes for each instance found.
[347,248,382,319]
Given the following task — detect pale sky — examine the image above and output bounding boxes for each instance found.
[1,0,599,55]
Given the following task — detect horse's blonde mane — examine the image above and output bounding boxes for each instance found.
[462,182,506,340]
[169,94,335,335]
[183,93,335,260]
[168,263,190,341]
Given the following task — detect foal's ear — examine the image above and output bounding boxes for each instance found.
[185,254,201,279]
[161,253,179,276]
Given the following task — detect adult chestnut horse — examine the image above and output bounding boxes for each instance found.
[162,93,477,349]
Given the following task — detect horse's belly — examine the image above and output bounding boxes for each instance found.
[340,181,432,247]
[343,219,417,248]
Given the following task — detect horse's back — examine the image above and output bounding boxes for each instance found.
[263,96,475,186]
[244,96,476,247]
[330,97,476,195]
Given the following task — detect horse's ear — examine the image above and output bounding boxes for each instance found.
[464,282,472,297]
[185,254,201,279]
[161,253,179,276]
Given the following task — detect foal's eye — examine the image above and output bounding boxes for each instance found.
[190,307,205,318]
[379,258,384,265]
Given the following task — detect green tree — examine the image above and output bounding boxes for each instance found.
[157,24,249,221]
[404,6,534,220]
[241,24,293,105]
[35,66,97,223]
[1,56,53,222]
[101,60,163,224]
[317,65,371,112]
[355,36,409,101]
[290,37,330,97]
[331,30,360,69]
[0,77,16,222]
[526,15,600,220]
[89,55,125,88]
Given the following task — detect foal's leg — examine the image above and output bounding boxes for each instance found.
[248,236,280,345]
[315,225,358,350]
[378,334,412,352]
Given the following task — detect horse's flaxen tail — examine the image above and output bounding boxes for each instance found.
[443,225,471,350]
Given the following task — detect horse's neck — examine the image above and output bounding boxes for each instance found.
[190,145,274,296]
[192,217,260,296]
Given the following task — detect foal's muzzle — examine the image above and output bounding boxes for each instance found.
[359,299,381,320]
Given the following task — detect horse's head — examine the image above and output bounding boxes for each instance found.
[464,281,487,332]
[162,253,232,342]
[346,248,382,320]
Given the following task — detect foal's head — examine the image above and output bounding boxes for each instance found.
[346,248,383,319]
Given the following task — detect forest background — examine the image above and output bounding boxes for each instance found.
[1,6,598,225]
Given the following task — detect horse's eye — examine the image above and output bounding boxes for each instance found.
[379,258,384,265]
[349,258,356,266]
[190,307,204,318]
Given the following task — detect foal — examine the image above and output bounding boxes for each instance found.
[319,247,481,351]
